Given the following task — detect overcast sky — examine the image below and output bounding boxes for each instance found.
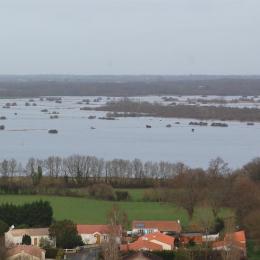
[0,0,259,75]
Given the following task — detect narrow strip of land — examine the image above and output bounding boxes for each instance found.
[89,100,260,122]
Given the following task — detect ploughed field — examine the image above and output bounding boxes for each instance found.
[0,194,232,227]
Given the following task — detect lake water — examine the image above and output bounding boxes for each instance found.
[0,96,260,169]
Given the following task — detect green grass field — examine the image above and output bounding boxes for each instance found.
[0,194,232,228]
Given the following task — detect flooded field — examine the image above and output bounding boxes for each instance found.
[0,96,260,168]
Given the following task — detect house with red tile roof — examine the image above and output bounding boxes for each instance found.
[212,230,246,256]
[5,227,54,248]
[225,230,246,245]
[121,232,175,252]
[141,232,175,250]
[6,245,45,260]
[77,224,122,245]
[121,239,163,252]
[132,220,181,235]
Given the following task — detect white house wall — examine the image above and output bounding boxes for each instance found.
[150,239,171,250]
[80,234,97,245]
[5,233,53,248]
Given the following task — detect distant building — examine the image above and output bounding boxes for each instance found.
[121,232,175,252]
[6,245,45,260]
[132,220,181,235]
[212,230,246,256]
[121,239,163,252]
[77,224,121,245]
[5,227,54,248]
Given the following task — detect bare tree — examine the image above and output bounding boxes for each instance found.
[208,157,230,176]
[132,158,144,179]
[9,159,17,178]
[221,217,243,260]
[101,205,128,260]
[230,176,260,224]
[0,160,9,178]
[25,158,38,176]
[53,156,62,178]
[45,156,55,177]
[174,169,205,220]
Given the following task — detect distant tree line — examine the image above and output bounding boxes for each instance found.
[0,155,260,188]
[0,155,187,187]
[1,75,260,97]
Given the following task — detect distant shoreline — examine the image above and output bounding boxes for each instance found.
[1,75,260,97]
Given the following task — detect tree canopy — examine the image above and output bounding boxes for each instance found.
[0,200,53,227]
[49,220,83,249]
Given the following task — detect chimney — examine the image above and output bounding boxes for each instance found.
[9,225,15,231]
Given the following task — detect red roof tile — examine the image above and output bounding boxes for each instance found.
[132,221,181,232]
[77,224,111,234]
[122,239,163,251]
[141,232,175,246]
[225,231,246,244]
[213,231,247,252]
[77,224,122,235]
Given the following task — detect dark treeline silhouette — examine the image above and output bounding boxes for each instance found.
[1,75,260,97]
[0,200,53,227]
[92,100,260,122]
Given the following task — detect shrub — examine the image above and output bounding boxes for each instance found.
[88,183,115,200]
[188,239,196,247]
[39,237,52,249]
[45,248,60,258]
[0,220,9,236]
[211,217,225,234]
[55,249,65,260]
[22,234,31,245]
[152,249,223,260]
[115,191,130,201]
[142,188,172,202]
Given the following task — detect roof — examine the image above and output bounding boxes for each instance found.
[77,224,122,235]
[132,221,181,233]
[225,231,246,243]
[123,252,163,260]
[212,231,246,252]
[212,240,246,250]
[121,239,163,252]
[8,228,49,237]
[121,232,174,252]
[141,232,175,245]
[6,245,45,258]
